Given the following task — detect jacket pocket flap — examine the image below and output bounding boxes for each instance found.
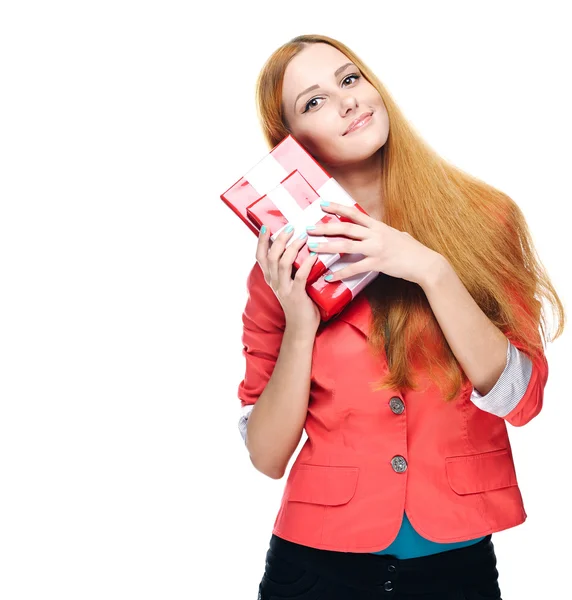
[288,464,359,506]
[445,448,518,495]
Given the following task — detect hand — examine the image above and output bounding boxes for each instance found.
[306,201,442,286]
[256,225,321,334]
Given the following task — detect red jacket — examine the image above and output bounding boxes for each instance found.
[238,262,549,553]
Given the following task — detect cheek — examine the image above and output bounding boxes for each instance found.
[363,87,386,114]
[373,97,389,121]
[295,125,337,156]
[305,136,345,165]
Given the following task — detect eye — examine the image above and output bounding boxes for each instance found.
[302,74,361,113]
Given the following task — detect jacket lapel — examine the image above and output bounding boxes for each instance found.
[333,291,373,337]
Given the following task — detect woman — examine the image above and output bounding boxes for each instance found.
[237,34,565,600]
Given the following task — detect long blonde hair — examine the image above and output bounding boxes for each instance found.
[254,33,565,401]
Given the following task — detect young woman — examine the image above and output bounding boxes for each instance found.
[237,34,565,600]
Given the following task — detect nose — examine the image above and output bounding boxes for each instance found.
[340,94,358,114]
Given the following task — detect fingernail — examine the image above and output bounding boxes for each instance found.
[285,224,294,233]
[306,225,316,230]
[320,200,330,207]
[298,232,308,240]
[324,274,333,281]
[308,242,319,249]
[310,251,317,256]
[260,225,267,234]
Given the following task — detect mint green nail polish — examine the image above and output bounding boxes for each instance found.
[320,200,330,207]
[306,225,316,230]
[308,242,319,249]
[298,231,307,240]
[310,252,317,256]
[324,274,333,281]
[260,225,267,234]
[285,224,294,233]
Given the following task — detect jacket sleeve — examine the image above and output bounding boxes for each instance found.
[469,337,544,426]
[237,262,286,443]
[499,334,548,427]
[470,290,549,427]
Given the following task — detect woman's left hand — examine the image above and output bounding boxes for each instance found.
[306,201,443,287]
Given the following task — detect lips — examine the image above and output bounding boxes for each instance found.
[343,111,373,135]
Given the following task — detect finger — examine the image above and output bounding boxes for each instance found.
[278,230,310,289]
[255,225,272,284]
[293,250,319,287]
[306,221,368,241]
[267,224,295,262]
[308,237,362,255]
[320,201,374,227]
[323,257,373,283]
[267,226,295,287]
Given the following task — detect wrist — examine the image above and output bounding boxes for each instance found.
[418,252,450,290]
[284,322,318,344]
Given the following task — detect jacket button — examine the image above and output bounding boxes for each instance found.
[384,580,393,591]
[388,564,396,572]
[389,396,404,414]
[391,455,407,472]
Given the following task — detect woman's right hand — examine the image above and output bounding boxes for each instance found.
[256,225,321,335]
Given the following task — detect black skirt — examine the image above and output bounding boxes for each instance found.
[258,533,502,599]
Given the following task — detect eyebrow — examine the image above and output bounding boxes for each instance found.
[293,62,356,111]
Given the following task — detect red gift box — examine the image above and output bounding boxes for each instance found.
[220,135,331,236]
[246,170,350,284]
[221,134,380,321]
[309,258,380,321]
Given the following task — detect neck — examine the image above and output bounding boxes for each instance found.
[324,149,384,221]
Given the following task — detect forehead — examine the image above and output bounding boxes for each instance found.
[282,44,352,105]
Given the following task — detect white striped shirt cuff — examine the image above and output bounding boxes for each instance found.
[238,404,255,444]
[470,338,533,417]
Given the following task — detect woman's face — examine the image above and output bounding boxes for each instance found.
[281,43,389,167]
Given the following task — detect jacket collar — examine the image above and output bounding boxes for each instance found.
[333,291,372,337]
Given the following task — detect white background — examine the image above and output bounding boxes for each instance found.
[0,1,570,598]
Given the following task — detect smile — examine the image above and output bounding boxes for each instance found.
[344,113,373,135]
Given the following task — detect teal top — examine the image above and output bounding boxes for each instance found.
[370,510,485,559]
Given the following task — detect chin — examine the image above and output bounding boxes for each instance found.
[343,129,385,152]
[309,128,385,165]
